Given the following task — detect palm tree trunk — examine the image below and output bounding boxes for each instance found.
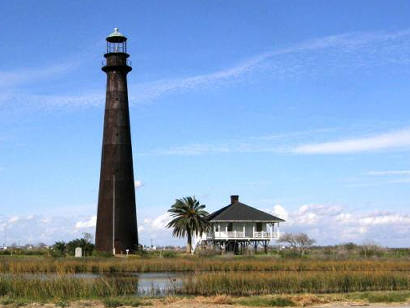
[186,230,192,254]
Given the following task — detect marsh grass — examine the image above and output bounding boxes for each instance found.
[0,256,408,302]
[1,256,409,273]
[181,271,410,295]
[0,275,139,300]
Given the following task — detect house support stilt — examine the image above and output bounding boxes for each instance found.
[205,239,272,255]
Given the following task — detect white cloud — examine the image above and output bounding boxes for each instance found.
[0,62,78,89]
[5,29,410,110]
[143,212,170,231]
[8,216,19,224]
[346,212,410,225]
[0,204,408,247]
[138,212,184,246]
[139,204,410,247]
[0,92,104,110]
[75,216,97,229]
[129,29,410,102]
[143,127,410,157]
[0,215,93,245]
[272,204,410,247]
[293,128,410,154]
[273,205,288,221]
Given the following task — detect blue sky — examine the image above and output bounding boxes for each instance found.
[1,0,410,247]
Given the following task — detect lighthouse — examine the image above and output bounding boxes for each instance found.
[95,28,138,254]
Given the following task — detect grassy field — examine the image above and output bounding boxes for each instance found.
[182,271,409,295]
[0,270,407,299]
[0,255,408,305]
[1,255,409,273]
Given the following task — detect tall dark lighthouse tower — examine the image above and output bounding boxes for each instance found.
[96,28,138,254]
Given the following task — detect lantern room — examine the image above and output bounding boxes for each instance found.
[106,28,127,54]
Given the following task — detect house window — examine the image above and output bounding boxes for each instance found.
[228,223,233,232]
[256,222,262,232]
[215,225,219,232]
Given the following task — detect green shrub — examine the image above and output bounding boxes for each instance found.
[0,297,14,305]
[162,251,177,258]
[92,251,113,258]
[55,300,70,307]
[103,298,122,307]
[238,297,295,307]
[351,291,410,303]
[103,297,145,307]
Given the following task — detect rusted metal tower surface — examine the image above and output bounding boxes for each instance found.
[95,28,138,253]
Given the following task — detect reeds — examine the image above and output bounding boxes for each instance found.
[1,271,406,299]
[0,275,138,299]
[181,271,410,295]
[1,256,409,273]
[0,257,408,300]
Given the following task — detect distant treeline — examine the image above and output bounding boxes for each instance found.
[1,241,409,259]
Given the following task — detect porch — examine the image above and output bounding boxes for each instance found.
[206,230,280,239]
[204,221,281,241]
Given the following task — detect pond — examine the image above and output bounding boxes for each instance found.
[0,272,186,296]
[132,272,184,296]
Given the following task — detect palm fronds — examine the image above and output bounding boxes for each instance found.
[167,196,210,253]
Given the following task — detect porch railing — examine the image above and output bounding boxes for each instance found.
[207,231,280,239]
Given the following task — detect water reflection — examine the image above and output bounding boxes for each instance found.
[133,272,183,296]
[0,272,186,296]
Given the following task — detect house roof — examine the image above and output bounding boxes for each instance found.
[207,196,285,222]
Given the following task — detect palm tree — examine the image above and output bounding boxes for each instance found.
[167,196,210,254]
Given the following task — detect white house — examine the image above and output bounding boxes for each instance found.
[195,195,285,254]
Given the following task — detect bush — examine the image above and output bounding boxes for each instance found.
[359,243,385,258]
[66,239,94,257]
[350,291,410,303]
[103,297,145,307]
[238,296,295,307]
[278,248,302,258]
[103,298,122,307]
[55,300,70,307]
[51,241,67,257]
[92,250,113,258]
[161,251,177,258]
[195,246,222,257]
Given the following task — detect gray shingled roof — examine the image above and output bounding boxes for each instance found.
[207,200,285,222]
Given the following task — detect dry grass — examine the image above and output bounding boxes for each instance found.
[0,256,408,303]
[1,256,409,274]
[0,275,139,299]
[181,271,410,295]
